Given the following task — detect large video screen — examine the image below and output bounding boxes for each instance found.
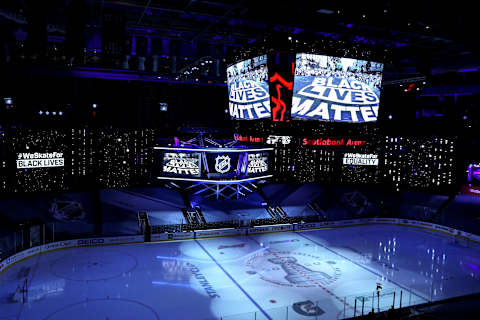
[162,152,201,177]
[247,152,269,175]
[467,164,480,195]
[154,147,273,182]
[292,53,383,122]
[3,130,70,193]
[227,55,270,120]
[206,153,240,177]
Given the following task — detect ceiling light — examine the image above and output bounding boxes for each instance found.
[317,9,335,14]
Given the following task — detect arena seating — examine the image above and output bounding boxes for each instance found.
[101,187,185,235]
[2,185,479,241]
[190,192,271,223]
[435,194,480,234]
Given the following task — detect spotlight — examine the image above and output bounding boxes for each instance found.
[45,111,50,115]
[39,111,43,115]
[388,115,393,119]
[59,111,63,115]
[92,103,97,109]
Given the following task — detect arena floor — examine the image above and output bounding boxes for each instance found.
[1,224,479,320]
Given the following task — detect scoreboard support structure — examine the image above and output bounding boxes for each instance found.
[186,179,258,200]
[154,132,273,200]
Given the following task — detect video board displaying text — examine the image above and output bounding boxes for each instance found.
[292,53,383,122]
[247,152,269,175]
[227,55,270,120]
[154,147,273,182]
[162,152,201,177]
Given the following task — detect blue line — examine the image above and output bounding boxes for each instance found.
[195,240,272,320]
[296,231,430,302]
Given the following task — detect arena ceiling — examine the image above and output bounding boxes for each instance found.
[93,0,478,74]
[1,0,478,75]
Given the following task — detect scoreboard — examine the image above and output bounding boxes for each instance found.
[154,146,273,183]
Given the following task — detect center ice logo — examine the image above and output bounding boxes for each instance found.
[245,251,341,288]
[268,256,332,285]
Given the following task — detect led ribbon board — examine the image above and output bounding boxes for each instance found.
[302,138,367,146]
[292,53,383,122]
[266,135,292,145]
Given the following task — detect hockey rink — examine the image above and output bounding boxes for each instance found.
[1,224,479,320]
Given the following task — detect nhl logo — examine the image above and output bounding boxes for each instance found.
[215,155,231,173]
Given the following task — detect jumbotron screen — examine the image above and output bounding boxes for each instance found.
[154,147,272,182]
[162,152,202,177]
[292,53,383,122]
[227,55,270,120]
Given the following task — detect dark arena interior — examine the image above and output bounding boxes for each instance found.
[1,1,480,319]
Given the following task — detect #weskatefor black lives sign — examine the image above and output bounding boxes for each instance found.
[16,152,65,169]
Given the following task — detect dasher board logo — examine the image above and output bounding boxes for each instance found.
[247,152,268,174]
[227,55,270,120]
[215,155,231,173]
[343,153,379,166]
[162,152,200,176]
[16,152,64,169]
[292,300,325,317]
[293,53,383,122]
[245,251,341,288]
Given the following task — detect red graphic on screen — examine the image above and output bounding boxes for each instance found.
[270,72,293,122]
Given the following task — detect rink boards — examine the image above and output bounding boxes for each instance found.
[2,217,479,275]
